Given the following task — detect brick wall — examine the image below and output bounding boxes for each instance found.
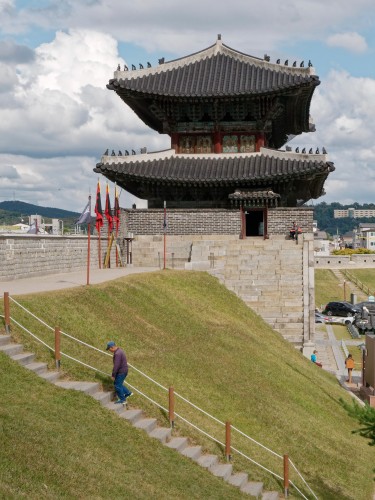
[121,209,241,236]
[267,208,314,235]
[120,207,314,237]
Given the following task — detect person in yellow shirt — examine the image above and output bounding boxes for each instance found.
[345,354,355,383]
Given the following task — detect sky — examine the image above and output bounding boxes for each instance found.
[1,0,375,213]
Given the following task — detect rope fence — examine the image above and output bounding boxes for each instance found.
[3,293,317,499]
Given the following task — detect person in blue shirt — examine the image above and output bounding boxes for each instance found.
[311,350,322,367]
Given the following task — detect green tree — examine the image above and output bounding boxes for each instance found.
[340,399,375,446]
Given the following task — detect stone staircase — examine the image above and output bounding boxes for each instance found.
[192,237,305,345]
[0,333,280,499]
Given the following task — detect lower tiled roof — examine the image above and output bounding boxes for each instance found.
[94,150,334,185]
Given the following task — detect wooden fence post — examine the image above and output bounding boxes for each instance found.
[4,292,10,334]
[55,327,61,370]
[169,386,175,428]
[225,421,231,461]
[284,454,289,497]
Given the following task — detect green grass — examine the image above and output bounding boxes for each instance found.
[345,269,375,298]
[315,268,375,309]
[1,270,374,499]
[315,269,343,309]
[0,354,245,500]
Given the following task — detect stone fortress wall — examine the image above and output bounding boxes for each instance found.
[0,235,116,281]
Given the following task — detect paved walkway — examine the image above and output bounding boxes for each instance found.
[0,266,159,296]
[314,322,363,392]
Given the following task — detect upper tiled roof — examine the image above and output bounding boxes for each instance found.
[109,38,319,98]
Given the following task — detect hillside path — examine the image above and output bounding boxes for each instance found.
[0,266,159,296]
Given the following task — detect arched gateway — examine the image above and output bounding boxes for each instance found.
[94,35,334,351]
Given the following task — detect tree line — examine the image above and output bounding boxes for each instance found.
[313,202,375,237]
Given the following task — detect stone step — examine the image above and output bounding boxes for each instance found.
[227,472,248,489]
[92,391,112,405]
[262,491,280,499]
[104,401,128,414]
[120,409,144,424]
[54,381,101,395]
[165,436,188,452]
[39,370,61,382]
[0,343,23,356]
[210,463,233,480]
[133,417,157,434]
[197,454,219,469]
[11,352,35,365]
[0,334,11,346]
[241,481,264,496]
[149,426,172,444]
[181,445,202,461]
[24,361,48,374]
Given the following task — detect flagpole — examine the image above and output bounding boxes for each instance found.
[115,225,119,266]
[98,227,102,268]
[163,200,166,270]
[87,195,91,285]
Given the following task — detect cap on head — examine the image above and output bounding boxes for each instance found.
[106,341,116,350]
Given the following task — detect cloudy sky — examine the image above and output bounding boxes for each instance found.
[1,0,375,213]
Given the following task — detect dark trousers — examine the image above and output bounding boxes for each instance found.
[114,372,132,401]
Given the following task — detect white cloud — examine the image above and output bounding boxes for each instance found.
[293,69,375,204]
[0,28,165,210]
[327,32,368,53]
[0,28,166,157]
[0,0,375,211]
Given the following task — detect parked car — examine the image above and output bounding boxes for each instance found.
[323,301,361,317]
[331,316,356,325]
[315,312,329,323]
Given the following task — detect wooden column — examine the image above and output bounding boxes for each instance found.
[171,133,179,152]
[256,133,265,151]
[213,131,221,153]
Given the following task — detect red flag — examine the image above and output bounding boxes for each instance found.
[105,183,113,232]
[94,180,103,233]
[113,184,120,233]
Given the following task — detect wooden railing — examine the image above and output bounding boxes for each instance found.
[342,270,375,297]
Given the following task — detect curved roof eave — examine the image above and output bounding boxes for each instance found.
[94,149,334,185]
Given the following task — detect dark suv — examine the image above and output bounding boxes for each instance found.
[323,301,361,317]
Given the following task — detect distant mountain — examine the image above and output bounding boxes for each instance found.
[0,201,79,219]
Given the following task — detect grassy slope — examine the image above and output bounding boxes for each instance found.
[1,270,374,499]
[345,269,375,297]
[0,354,245,500]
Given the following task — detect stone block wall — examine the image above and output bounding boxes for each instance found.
[315,254,375,268]
[0,235,117,281]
